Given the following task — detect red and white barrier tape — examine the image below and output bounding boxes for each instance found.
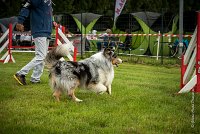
[0,32,192,38]
[64,33,193,38]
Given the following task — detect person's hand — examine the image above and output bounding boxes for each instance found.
[16,23,24,32]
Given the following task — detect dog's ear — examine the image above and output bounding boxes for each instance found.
[103,47,114,59]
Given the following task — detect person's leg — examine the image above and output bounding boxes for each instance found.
[96,41,102,51]
[103,42,108,48]
[15,37,49,85]
[30,38,49,83]
[110,42,116,50]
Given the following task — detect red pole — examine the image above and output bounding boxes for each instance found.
[8,24,12,62]
[73,47,77,62]
[55,25,59,46]
[196,12,200,92]
[62,26,65,34]
[180,55,187,89]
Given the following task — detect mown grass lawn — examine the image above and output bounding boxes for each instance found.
[0,52,199,134]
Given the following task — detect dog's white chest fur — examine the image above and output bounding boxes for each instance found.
[98,68,114,86]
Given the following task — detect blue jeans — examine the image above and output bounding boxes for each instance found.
[97,41,115,51]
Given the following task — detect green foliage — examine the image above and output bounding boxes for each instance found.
[53,0,75,13]
[1,0,200,18]
[0,52,199,133]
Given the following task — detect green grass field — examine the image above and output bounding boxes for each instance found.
[0,52,199,134]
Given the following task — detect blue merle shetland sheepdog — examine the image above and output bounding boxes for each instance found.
[45,44,122,102]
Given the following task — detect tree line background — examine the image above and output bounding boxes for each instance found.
[0,0,200,18]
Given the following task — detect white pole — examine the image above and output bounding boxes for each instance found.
[58,28,74,52]
[178,75,197,93]
[0,29,9,43]
[156,31,161,60]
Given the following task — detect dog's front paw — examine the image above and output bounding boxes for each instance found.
[106,91,111,95]
[106,88,111,95]
[74,98,83,102]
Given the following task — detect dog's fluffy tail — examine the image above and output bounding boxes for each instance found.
[45,44,70,68]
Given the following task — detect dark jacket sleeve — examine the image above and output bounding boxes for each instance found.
[30,0,42,8]
[18,0,41,24]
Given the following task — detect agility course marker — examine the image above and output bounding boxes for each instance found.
[55,25,77,61]
[179,12,200,93]
[197,12,200,92]
[156,31,161,60]
[0,24,15,64]
[179,29,197,93]
[0,24,76,63]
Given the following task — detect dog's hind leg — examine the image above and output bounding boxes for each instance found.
[53,89,61,102]
[106,85,112,95]
[68,88,83,102]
